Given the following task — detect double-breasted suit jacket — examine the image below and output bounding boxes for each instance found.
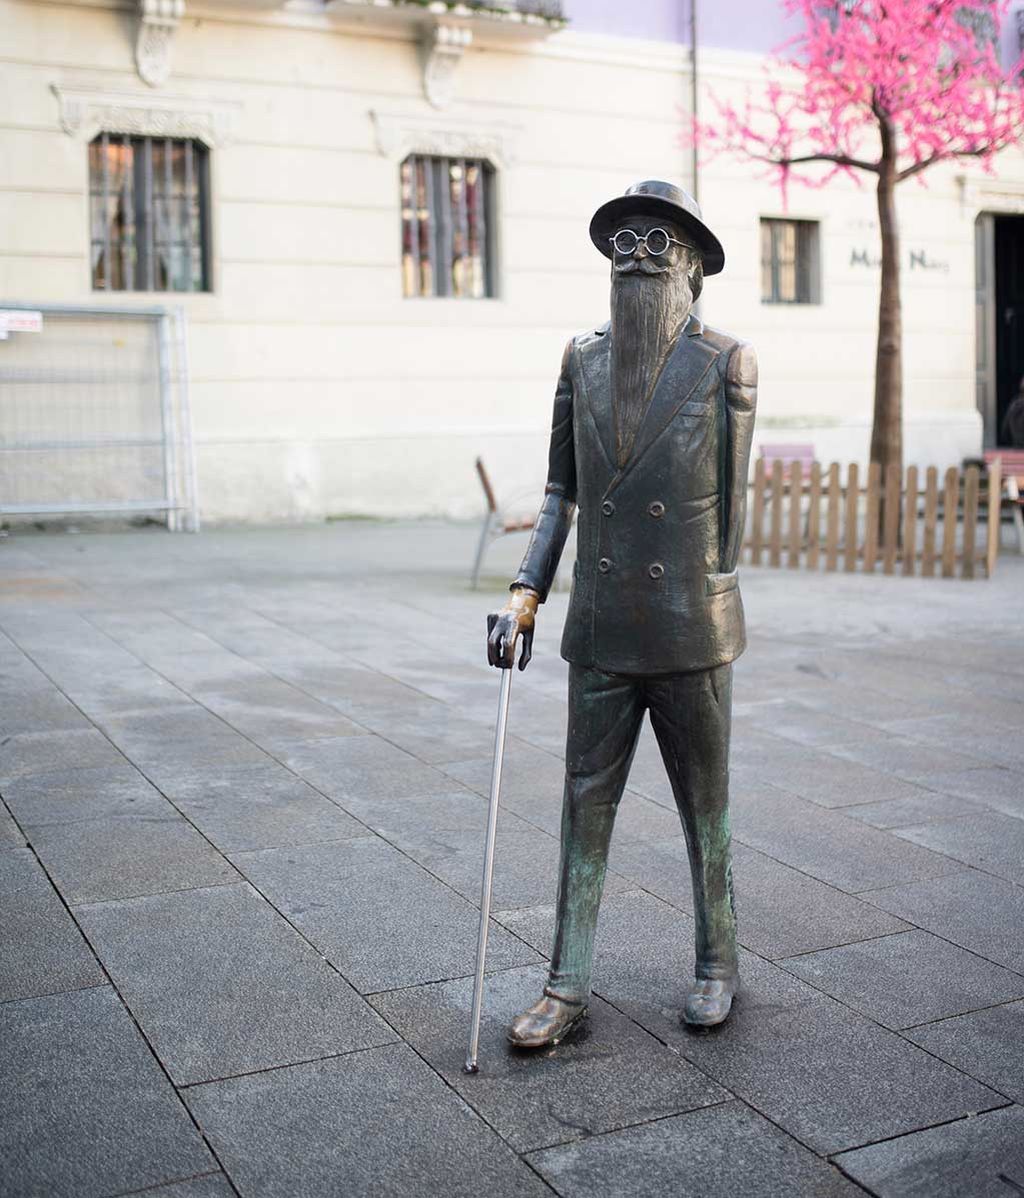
[514,314,758,676]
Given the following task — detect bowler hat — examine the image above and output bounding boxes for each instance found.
[589,180,725,275]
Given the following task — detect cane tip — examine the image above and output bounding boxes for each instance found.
[463,1060,479,1075]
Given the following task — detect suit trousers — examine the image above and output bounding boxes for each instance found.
[544,662,738,1006]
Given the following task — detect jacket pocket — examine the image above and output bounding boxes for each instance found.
[705,570,739,596]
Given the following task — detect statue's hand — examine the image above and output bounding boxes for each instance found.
[486,587,538,671]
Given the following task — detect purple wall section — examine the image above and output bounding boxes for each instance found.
[562,0,794,51]
[566,0,1024,62]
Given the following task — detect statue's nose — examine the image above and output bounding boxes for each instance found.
[634,240,649,259]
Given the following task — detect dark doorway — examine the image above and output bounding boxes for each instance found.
[994,215,1024,446]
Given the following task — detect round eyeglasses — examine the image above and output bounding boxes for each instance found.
[609,227,689,257]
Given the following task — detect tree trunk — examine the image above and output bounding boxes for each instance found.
[870,137,903,474]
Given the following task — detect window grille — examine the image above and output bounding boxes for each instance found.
[400,155,495,299]
[89,133,210,293]
[760,218,821,305]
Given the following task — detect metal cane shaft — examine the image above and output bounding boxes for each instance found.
[464,666,513,1074]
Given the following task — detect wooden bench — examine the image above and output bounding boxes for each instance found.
[984,450,1024,554]
[470,458,537,589]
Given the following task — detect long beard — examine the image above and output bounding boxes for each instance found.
[610,267,692,467]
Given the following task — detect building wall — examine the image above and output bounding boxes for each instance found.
[2,0,1023,523]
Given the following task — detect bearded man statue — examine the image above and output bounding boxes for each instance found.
[487,181,758,1047]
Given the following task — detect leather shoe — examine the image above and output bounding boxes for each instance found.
[682,976,738,1027]
[507,995,587,1048]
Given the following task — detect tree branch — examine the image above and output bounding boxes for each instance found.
[896,143,997,182]
[751,151,881,173]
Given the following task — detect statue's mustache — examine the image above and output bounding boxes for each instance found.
[614,258,671,277]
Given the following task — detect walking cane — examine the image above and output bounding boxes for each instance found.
[464,659,514,1074]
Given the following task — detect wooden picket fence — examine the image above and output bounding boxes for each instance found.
[744,458,1002,580]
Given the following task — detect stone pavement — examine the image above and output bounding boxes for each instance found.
[1,520,1023,1198]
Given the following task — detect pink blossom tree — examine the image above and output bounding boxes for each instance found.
[690,0,1024,471]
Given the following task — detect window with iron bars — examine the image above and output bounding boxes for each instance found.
[400,155,496,299]
[760,218,821,305]
[89,133,211,293]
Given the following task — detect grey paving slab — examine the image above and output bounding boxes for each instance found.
[499,891,1003,1155]
[829,735,989,782]
[781,930,1024,1029]
[158,762,367,852]
[913,766,1024,817]
[351,702,498,764]
[0,846,104,1002]
[904,1001,1024,1102]
[53,667,197,718]
[743,697,880,750]
[894,812,1024,886]
[441,740,683,843]
[528,1100,864,1198]
[27,808,239,904]
[76,882,394,1085]
[841,791,988,829]
[0,687,91,737]
[733,745,931,809]
[3,762,167,826]
[354,788,631,912]
[232,836,542,993]
[190,678,365,751]
[834,1105,1024,1198]
[373,965,729,1153]
[276,733,455,803]
[0,727,125,785]
[730,785,959,893]
[98,708,271,770]
[0,986,213,1198]
[609,838,910,959]
[863,870,1024,972]
[184,1042,553,1198]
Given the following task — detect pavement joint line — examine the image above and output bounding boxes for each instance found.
[101,1169,229,1198]
[823,1100,1017,1161]
[899,995,1024,1033]
[522,1096,738,1157]
[174,1036,405,1092]
[0,979,111,1008]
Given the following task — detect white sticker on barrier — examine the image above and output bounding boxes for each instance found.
[0,310,43,333]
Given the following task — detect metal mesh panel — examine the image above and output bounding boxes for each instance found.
[0,304,198,530]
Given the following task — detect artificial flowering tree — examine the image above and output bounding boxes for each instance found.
[689,0,1024,472]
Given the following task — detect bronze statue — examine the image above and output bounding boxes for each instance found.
[487,180,757,1047]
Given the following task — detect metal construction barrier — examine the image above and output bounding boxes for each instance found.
[0,303,199,531]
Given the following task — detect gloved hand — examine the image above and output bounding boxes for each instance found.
[486,586,538,670]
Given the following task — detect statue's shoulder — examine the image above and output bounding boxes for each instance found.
[698,323,743,355]
[571,322,609,353]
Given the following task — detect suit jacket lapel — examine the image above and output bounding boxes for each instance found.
[605,315,721,497]
[576,326,616,470]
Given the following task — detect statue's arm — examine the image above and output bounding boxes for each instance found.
[722,341,758,573]
[511,339,578,601]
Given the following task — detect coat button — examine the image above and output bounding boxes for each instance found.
[598,557,612,574]
[648,562,665,580]
[601,500,615,516]
[648,500,666,518]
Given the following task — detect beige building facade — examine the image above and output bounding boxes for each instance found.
[3,0,1023,523]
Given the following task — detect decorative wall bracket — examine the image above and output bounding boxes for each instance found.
[53,84,237,146]
[370,107,521,167]
[420,22,473,110]
[136,0,186,87]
